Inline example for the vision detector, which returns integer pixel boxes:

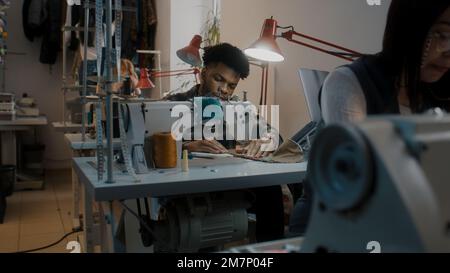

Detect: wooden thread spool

[152,132,177,168]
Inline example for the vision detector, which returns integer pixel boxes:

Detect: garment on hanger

[22,0,63,64]
[28,0,47,30]
[121,0,157,67]
[22,0,45,42]
[64,4,81,51]
[121,0,137,60]
[39,0,63,64]
[138,0,157,68]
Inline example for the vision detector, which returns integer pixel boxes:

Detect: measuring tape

[114,0,122,82]
[95,0,103,81]
[118,103,140,182]
[95,101,105,181]
[95,0,103,181]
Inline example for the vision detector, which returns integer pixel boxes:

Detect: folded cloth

[230,139,304,163]
[262,139,304,163]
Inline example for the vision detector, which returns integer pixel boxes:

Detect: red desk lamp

[137,68,156,89]
[137,35,203,90]
[137,67,201,89]
[176,35,203,67]
[245,17,363,104]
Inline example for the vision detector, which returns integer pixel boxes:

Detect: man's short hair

[203,43,250,79]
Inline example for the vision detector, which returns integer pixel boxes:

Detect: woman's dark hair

[380,0,449,112]
[203,43,250,79]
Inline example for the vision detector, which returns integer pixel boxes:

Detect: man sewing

[164,43,285,242]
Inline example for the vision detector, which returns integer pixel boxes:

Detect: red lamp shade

[244,18,285,62]
[137,68,155,89]
[176,35,203,67]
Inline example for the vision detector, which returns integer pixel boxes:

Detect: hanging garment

[64,4,81,51]
[121,0,138,60]
[22,0,45,41]
[28,0,47,29]
[138,0,157,68]
[39,0,63,64]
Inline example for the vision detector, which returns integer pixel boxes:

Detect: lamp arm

[280,30,362,62]
[150,68,200,77]
[148,68,200,85]
[249,61,269,105]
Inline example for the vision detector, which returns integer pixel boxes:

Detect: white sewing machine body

[122,100,260,169]
[301,114,450,253]
[225,113,450,253]
[118,99,268,252]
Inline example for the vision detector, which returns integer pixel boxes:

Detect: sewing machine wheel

[308,124,374,212]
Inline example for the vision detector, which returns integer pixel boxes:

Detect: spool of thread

[182,150,189,172]
[152,132,177,168]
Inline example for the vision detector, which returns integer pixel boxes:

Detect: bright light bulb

[244,48,285,62]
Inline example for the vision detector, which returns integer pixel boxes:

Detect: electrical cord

[118,200,162,244]
[10,201,164,253]
[277,25,294,30]
[11,227,83,253]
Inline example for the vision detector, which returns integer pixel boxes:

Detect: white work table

[0,116,47,128]
[64,133,121,150]
[72,156,307,253]
[73,157,307,201]
[0,116,48,190]
[52,121,93,133]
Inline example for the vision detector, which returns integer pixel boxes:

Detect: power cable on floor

[11,228,83,253]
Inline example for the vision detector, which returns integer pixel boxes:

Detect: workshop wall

[154,0,214,97]
[169,0,213,95]
[221,0,391,139]
[6,0,71,169]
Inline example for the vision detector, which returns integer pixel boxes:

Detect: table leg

[72,150,81,229]
[1,131,16,165]
[83,185,95,253]
[1,131,44,191]
[98,201,120,253]
[0,195,6,224]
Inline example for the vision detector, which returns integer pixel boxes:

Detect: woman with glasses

[320,0,450,123]
[289,0,450,236]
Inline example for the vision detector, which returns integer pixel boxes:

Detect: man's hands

[183,140,229,154]
[241,139,273,159]
[239,132,279,159]
[183,131,279,159]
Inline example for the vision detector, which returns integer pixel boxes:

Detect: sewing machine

[121,99,259,171]
[118,99,268,252]
[225,113,450,253]
[302,113,450,253]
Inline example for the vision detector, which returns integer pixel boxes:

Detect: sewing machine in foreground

[228,113,450,253]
